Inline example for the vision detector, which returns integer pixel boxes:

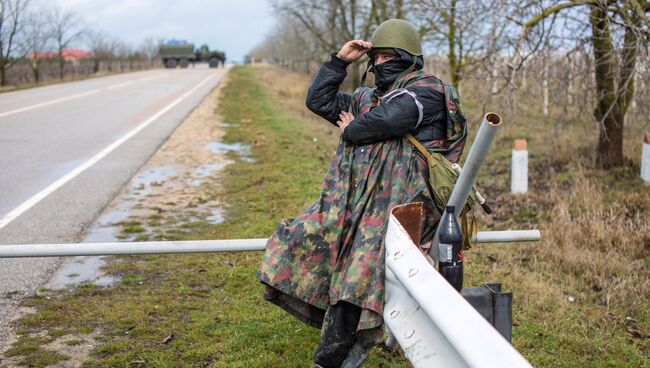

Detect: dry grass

[253,63,650,365]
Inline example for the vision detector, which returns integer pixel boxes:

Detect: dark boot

[313,301,362,368]
[340,342,369,368]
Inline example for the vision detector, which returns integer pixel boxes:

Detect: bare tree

[523,0,650,168]
[47,6,84,80]
[85,30,113,74]
[19,10,50,83]
[139,36,162,67]
[410,0,510,88]
[272,0,406,86]
[0,0,29,86]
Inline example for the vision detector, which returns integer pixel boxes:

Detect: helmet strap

[359,59,373,87]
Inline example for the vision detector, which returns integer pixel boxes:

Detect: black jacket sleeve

[305,54,353,125]
[342,85,446,145]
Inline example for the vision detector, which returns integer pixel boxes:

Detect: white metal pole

[473,230,540,243]
[430,113,502,260]
[0,239,268,258]
[511,139,528,194]
[0,229,540,258]
[447,113,502,216]
[642,133,650,185]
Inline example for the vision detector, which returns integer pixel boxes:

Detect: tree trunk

[0,65,6,87]
[447,0,459,87]
[31,60,40,84]
[590,5,623,168]
[59,57,65,80]
[597,112,624,168]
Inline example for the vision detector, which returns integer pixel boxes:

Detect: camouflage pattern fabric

[257,70,458,344]
[393,70,468,164]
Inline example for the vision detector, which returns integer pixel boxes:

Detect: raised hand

[336,40,373,62]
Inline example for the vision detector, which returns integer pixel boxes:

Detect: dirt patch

[0,73,237,366]
[83,78,236,242]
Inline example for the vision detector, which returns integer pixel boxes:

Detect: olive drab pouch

[407,134,477,250]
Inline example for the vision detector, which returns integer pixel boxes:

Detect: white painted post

[542,63,549,116]
[511,139,528,194]
[642,133,650,185]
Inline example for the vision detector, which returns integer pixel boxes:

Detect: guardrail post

[511,139,528,194]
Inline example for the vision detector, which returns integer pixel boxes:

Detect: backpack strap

[406,134,437,168]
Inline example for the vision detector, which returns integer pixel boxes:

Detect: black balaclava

[370,48,424,95]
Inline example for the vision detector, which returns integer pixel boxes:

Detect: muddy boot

[314,301,362,368]
[340,342,368,368]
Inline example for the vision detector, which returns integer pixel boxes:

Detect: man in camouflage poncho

[257,19,467,368]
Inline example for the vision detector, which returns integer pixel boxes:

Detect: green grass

[4,65,648,367]
[3,66,408,367]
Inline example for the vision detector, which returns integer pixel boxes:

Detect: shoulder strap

[406,134,437,168]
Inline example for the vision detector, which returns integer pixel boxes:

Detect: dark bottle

[438,205,464,291]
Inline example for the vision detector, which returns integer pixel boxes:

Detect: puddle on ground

[206,208,225,224]
[191,162,226,187]
[194,162,225,177]
[205,141,255,163]
[49,256,117,289]
[131,166,176,195]
[219,122,240,128]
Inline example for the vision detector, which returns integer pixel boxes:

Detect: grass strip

[5,66,407,367]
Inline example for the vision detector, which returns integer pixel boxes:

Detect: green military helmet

[370,19,422,57]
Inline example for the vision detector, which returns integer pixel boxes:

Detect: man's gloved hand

[337,40,373,62]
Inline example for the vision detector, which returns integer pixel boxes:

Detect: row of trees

[251,0,649,169]
[0,0,161,87]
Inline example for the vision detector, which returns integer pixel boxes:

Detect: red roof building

[29,49,91,61]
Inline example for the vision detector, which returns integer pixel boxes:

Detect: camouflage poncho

[257,70,460,343]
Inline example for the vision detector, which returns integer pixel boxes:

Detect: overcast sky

[35,0,275,63]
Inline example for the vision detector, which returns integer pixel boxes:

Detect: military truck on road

[159,40,226,69]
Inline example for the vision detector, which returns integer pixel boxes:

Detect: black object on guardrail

[462,283,513,342]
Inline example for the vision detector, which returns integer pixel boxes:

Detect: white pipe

[446,113,502,216]
[511,139,528,194]
[431,113,502,260]
[642,133,650,185]
[0,239,268,258]
[473,230,540,243]
[0,230,539,258]
[384,203,533,368]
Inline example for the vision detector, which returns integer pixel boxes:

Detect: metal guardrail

[384,203,533,367]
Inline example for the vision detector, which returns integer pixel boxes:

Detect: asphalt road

[0,66,228,347]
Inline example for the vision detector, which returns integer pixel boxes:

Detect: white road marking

[107,80,134,90]
[138,73,168,82]
[0,90,100,119]
[0,73,218,231]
